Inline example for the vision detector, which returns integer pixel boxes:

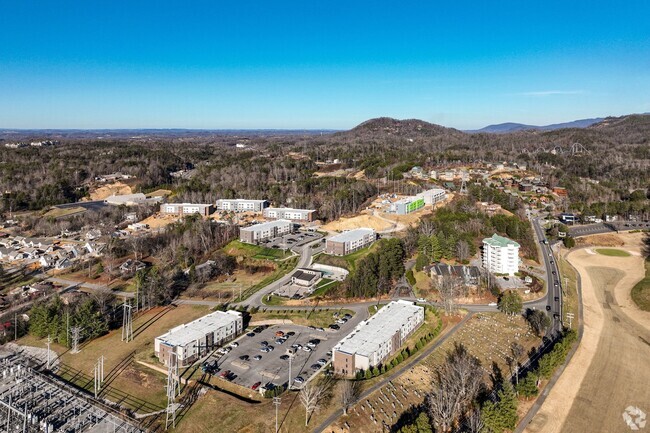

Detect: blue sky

[1,1,649,129]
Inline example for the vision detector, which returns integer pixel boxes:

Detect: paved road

[530,217,563,335]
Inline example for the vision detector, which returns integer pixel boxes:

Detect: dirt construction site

[524,232,650,433]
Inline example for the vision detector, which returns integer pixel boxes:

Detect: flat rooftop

[327,228,375,243]
[335,300,423,357]
[393,196,421,205]
[166,203,213,208]
[265,207,315,213]
[156,310,242,347]
[217,198,268,203]
[240,219,292,232]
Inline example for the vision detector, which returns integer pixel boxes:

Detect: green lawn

[631,260,650,312]
[595,248,631,257]
[224,240,292,260]
[314,242,379,272]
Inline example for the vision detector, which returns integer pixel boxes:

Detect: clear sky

[1,1,649,130]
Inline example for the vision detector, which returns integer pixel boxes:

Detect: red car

[219,370,231,378]
[251,381,262,390]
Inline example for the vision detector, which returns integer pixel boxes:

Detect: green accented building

[392,197,425,215]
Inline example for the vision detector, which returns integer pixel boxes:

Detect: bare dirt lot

[88,181,133,200]
[524,235,650,433]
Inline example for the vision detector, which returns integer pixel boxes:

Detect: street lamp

[273,397,282,433]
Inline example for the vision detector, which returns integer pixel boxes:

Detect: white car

[229,342,239,348]
[417,298,426,303]
[303,346,312,352]
[488,302,497,307]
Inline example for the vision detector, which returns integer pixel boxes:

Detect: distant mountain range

[468,117,605,133]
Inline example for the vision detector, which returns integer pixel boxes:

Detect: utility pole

[46,335,52,369]
[14,313,17,341]
[566,312,574,329]
[273,397,281,433]
[288,354,292,391]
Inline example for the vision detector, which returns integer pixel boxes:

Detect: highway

[531,217,563,335]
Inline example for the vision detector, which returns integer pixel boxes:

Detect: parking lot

[204,312,359,392]
[261,231,322,250]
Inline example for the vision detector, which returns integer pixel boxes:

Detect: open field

[225,240,292,260]
[17,304,211,411]
[524,240,650,433]
[43,206,86,219]
[594,247,631,257]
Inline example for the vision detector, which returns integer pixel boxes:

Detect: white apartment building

[325,228,376,256]
[332,300,424,377]
[154,310,243,367]
[239,220,292,244]
[416,188,447,205]
[215,199,269,212]
[160,203,214,217]
[482,234,520,276]
[263,207,316,222]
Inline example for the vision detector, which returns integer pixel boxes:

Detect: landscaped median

[631,259,650,311]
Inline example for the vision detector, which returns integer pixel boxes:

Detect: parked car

[275,339,286,345]
[311,364,321,370]
[219,370,231,378]
[239,355,249,361]
[317,359,327,366]
[546,305,552,311]
[253,355,262,361]
[329,324,340,330]
[260,341,269,346]
[294,376,305,384]
[303,346,312,352]
[251,382,262,390]
[275,331,285,337]
[229,342,239,348]
[246,332,256,337]
[286,331,295,336]
[280,355,290,360]
[554,296,560,302]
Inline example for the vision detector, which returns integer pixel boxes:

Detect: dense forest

[1,113,648,219]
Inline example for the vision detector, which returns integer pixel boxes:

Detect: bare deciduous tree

[435,275,463,315]
[427,343,484,432]
[299,381,327,426]
[340,380,360,416]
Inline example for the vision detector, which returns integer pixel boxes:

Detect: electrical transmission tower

[459,178,468,194]
[165,352,180,430]
[70,326,83,353]
[121,299,133,342]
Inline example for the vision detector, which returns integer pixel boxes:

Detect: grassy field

[18,304,211,410]
[631,260,650,311]
[240,257,298,301]
[224,240,292,260]
[314,242,380,272]
[557,248,580,331]
[250,308,354,328]
[43,206,86,219]
[595,248,631,257]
